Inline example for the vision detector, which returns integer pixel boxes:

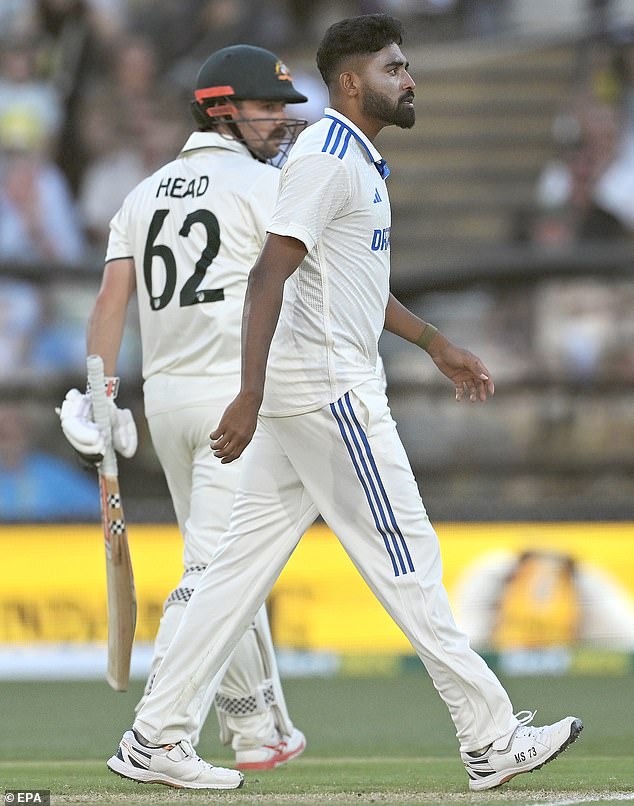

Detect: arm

[58,258,137,463]
[384,293,494,402]
[87,258,137,374]
[210,233,308,463]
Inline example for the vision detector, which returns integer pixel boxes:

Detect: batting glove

[57,380,138,467]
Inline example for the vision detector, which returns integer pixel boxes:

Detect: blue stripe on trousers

[330,392,414,576]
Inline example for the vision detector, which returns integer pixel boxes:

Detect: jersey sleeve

[267,153,351,252]
[104,201,133,262]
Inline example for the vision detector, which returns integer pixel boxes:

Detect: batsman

[58,44,309,773]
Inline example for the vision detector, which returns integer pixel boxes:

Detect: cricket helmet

[191,44,307,127]
[191,45,308,167]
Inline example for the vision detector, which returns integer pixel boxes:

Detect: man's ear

[339,70,360,98]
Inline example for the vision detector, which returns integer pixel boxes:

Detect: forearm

[87,260,136,375]
[239,266,285,401]
[384,292,493,401]
[87,299,126,375]
[384,293,445,353]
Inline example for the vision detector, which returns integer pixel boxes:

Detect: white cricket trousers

[135,377,518,753]
[145,391,280,748]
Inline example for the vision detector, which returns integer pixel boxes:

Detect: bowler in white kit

[107,13,583,792]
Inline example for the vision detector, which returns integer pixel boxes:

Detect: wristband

[415,324,438,351]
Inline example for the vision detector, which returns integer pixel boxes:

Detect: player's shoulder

[231,155,281,203]
[288,115,364,174]
[117,159,174,210]
[236,153,280,185]
[189,143,280,195]
[291,116,339,155]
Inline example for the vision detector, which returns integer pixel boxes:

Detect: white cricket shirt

[262,108,392,416]
[105,131,280,414]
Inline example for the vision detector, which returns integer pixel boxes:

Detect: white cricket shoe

[235,728,306,771]
[462,711,583,791]
[107,730,244,789]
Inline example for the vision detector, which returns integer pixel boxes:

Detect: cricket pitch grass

[1,673,632,806]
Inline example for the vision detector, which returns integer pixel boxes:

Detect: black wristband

[415,325,438,351]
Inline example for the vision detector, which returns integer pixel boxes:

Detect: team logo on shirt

[371,227,391,251]
[373,189,382,203]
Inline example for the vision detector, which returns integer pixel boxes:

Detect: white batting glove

[111,403,138,458]
[58,388,105,465]
[57,380,138,467]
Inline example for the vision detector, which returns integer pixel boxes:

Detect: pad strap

[215,680,276,716]
[163,564,207,612]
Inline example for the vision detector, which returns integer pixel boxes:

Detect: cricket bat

[87,354,137,691]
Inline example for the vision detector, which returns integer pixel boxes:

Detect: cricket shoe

[462,711,583,791]
[235,728,306,770]
[107,729,244,789]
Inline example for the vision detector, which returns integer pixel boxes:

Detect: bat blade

[99,473,136,691]
[87,353,137,692]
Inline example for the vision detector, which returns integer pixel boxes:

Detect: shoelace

[175,739,212,767]
[464,710,538,761]
[514,709,549,740]
[514,709,537,726]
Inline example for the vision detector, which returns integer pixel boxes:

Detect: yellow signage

[1,523,633,651]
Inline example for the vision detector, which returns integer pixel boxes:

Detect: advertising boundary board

[1,522,632,676]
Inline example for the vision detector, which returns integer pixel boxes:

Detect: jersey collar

[322,107,389,179]
[179,131,252,158]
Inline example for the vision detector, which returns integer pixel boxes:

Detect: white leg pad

[253,605,295,739]
[215,605,294,750]
[136,565,206,714]
[138,569,295,751]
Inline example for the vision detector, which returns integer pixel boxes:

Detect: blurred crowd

[0,0,510,386]
[0,0,470,521]
[0,0,632,521]
[522,26,634,246]
[511,24,634,385]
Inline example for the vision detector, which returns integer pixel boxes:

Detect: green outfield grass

[1,674,633,805]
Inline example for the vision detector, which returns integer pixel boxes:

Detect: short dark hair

[316,14,404,87]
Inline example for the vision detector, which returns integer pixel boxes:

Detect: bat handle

[87,354,118,476]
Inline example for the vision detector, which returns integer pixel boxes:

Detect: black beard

[361,86,415,129]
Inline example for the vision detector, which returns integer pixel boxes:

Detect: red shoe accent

[235,735,306,771]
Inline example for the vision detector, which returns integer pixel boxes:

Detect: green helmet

[191,44,307,127]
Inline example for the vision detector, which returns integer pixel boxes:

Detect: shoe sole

[107,756,244,790]
[236,737,307,771]
[469,718,584,791]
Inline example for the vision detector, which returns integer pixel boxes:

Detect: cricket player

[58,45,310,778]
[107,14,582,792]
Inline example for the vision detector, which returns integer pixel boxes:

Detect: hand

[210,392,261,464]
[57,387,138,466]
[427,337,494,402]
